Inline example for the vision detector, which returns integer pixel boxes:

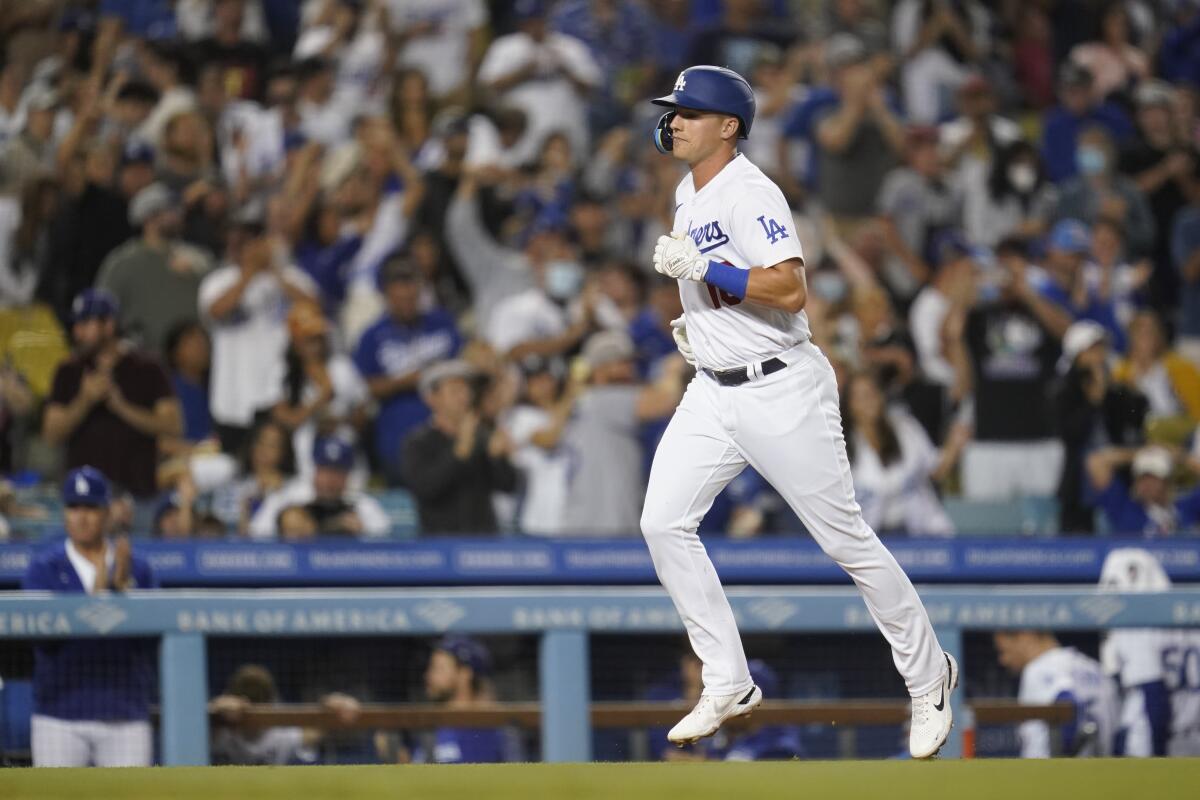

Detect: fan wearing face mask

[1054,125,1156,259]
[961,139,1058,249]
[483,216,602,361]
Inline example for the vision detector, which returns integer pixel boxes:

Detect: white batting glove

[654,233,708,282]
[670,315,697,366]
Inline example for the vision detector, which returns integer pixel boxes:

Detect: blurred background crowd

[1,0,1200,540]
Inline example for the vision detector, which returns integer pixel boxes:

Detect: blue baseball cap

[514,0,549,20]
[283,130,309,152]
[933,230,973,267]
[1048,219,1091,255]
[121,140,156,166]
[313,435,355,471]
[436,635,493,676]
[63,466,111,507]
[71,288,119,324]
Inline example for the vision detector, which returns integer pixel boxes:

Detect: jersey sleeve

[728,181,804,270]
[353,327,383,377]
[1174,488,1200,528]
[198,268,238,321]
[21,554,57,590]
[1105,630,1166,687]
[354,495,391,538]
[477,37,523,84]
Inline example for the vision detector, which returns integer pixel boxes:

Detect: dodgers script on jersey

[672,153,808,369]
[1019,647,1119,758]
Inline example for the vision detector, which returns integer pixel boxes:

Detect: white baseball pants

[31,714,153,767]
[641,340,945,697]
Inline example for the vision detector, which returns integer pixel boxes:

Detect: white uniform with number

[1018,647,1118,758]
[1104,628,1200,756]
[1099,548,1200,756]
[640,153,944,697]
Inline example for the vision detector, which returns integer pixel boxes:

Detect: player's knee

[639,504,677,542]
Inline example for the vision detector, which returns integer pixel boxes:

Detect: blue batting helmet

[651,66,756,154]
[63,466,111,507]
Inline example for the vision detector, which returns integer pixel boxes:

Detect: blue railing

[2,537,1199,587]
[3,586,1200,764]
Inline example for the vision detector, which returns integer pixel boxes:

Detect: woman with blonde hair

[1112,310,1200,434]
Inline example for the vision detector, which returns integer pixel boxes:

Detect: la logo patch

[757,215,789,244]
[674,72,687,91]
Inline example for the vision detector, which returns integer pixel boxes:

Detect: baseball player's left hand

[670,315,697,366]
[654,233,708,282]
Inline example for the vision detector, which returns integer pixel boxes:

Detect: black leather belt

[704,357,787,387]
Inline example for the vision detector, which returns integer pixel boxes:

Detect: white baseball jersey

[1097,547,1200,755]
[672,153,809,370]
[1018,647,1119,758]
[642,146,945,713]
[1103,628,1200,756]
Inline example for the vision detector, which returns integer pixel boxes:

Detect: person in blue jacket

[21,466,158,767]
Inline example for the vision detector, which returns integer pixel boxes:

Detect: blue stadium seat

[943,496,1060,536]
[375,489,419,540]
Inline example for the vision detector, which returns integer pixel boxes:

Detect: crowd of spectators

[1,0,1200,539]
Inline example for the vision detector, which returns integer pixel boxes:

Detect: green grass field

[2,760,1199,800]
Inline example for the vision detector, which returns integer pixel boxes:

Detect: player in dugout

[1099,548,1200,756]
[994,629,1120,758]
[377,635,520,764]
[21,466,158,767]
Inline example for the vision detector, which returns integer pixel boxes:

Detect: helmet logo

[75,475,89,496]
[674,72,687,92]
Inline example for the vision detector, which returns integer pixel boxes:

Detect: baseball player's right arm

[655,234,805,313]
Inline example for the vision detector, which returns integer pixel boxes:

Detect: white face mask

[544,260,584,300]
[1008,163,1037,192]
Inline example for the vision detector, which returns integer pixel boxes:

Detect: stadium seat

[943,496,1060,536]
[375,489,419,540]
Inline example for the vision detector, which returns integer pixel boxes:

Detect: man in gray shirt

[96,183,213,355]
[814,35,907,223]
[562,331,687,536]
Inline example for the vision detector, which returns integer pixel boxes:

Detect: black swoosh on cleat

[738,687,758,704]
[933,684,945,712]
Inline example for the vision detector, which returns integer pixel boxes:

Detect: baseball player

[994,630,1118,758]
[642,65,956,758]
[1099,548,1200,756]
[21,466,158,767]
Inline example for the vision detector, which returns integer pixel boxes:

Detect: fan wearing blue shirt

[22,466,158,767]
[1034,220,1127,352]
[1040,62,1134,184]
[1086,444,1200,536]
[353,256,461,484]
[416,636,511,764]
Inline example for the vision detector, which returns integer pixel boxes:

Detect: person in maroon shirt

[43,289,181,501]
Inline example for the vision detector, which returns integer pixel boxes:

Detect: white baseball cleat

[667,684,763,746]
[909,652,959,759]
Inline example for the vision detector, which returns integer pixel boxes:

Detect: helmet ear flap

[653,111,676,154]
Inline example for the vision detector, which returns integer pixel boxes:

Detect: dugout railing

[2,586,1198,764]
